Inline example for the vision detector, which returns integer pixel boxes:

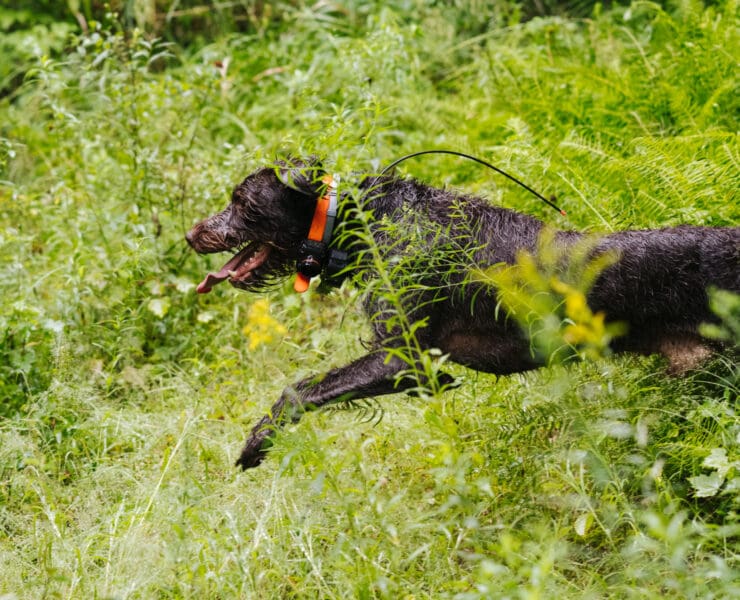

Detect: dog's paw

[235,448,266,470]
[437,372,461,389]
[235,434,273,470]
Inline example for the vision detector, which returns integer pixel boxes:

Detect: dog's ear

[276,156,326,197]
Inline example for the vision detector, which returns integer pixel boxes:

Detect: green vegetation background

[0,0,738,597]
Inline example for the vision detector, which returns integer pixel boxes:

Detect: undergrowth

[0,1,738,597]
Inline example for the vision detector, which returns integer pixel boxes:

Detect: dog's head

[186,158,328,292]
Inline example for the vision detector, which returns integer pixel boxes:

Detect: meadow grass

[0,1,738,597]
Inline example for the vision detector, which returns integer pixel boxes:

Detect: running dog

[186,158,739,469]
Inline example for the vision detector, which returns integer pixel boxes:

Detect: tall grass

[0,1,738,597]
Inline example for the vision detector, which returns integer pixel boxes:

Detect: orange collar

[294,174,338,292]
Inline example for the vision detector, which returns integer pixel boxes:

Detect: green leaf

[689,474,724,498]
[574,513,593,537]
[703,448,733,479]
[147,297,170,318]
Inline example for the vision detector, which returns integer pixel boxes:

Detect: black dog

[186,158,739,469]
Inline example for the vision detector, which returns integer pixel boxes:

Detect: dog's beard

[196,242,272,293]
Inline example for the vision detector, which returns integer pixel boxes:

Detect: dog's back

[590,226,739,323]
[359,178,738,372]
[589,225,738,369]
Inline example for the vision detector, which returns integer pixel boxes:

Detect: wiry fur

[186,158,739,469]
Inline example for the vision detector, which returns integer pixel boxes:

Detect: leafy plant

[483,230,626,364]
[0,302,60,416]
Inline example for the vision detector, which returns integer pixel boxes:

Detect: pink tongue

[196,243,260,294]
[196,272,228,294]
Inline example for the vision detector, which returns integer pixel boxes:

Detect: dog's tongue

[197,271,230,294]
[196,242,265,294]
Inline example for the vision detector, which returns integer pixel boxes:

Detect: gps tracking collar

[294,174,347,293]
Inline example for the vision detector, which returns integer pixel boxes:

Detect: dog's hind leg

[236,351,451,469]
[657,334,714,375]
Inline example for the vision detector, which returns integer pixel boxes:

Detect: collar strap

[294,174,338,293]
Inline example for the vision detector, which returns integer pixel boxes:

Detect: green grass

[1,1,738,597]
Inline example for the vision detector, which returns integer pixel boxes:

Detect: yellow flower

[564,289,590,323]
[242,299,287,350]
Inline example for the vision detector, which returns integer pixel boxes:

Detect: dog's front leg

[236,351,432,469]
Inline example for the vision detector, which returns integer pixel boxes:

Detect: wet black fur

[186,159,739,469]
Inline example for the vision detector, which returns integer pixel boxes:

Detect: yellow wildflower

[242,298,287,350]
